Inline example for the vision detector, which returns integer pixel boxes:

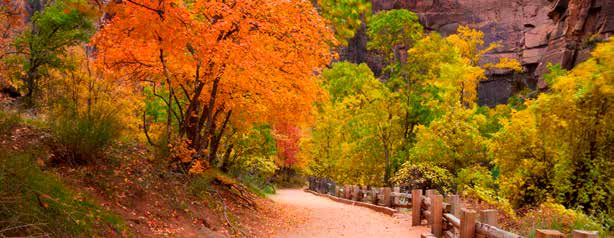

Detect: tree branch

[125,0,165,20]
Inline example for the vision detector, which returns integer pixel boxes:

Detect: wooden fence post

[307,176,313,191]
[535,229,565,238]
[320,179,328,194]
[312,178,317,191]
[324,179,328,193]
[425,189,436,225]
[369,187,377,204]
[412,189,422,226]
[382,187,392,207]
[480,209,498,227]
[448,195,460,217]
[352,185,360,201]
[431,194,443,236]
[572,230,598,238]
[393,186,400,205]
[344,185,351,199]
[460,209,476,238]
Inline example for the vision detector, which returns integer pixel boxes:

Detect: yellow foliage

[410,107,489,172]
[47,46,141,137]
[515,200,604,236]
[484,57,523,72]
[436,61,485,108]
[491,40,613,219]
[445,25,499,66]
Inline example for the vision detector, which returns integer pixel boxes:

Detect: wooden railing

[307,177,413,208]
[307,177,600,238]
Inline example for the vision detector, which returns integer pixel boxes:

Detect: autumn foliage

[0,1,612,235]
[92,0,334,170]
[307,4,612,230]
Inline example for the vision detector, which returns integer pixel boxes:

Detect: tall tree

[307,62,403,185]
[366,9,426,159]
[93,0,334,170]
[366,9,422,68]
[10,0,95,103]
[397,27,521,178]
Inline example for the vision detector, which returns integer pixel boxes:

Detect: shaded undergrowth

[0,149,130,237]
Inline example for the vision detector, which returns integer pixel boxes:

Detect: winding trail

[270,189,428,238]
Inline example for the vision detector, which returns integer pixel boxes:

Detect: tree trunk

[208,110,231,163]
[192,75,222,161]
[221,143,234,173]
[384,145,390,185]
[159,48,173,142]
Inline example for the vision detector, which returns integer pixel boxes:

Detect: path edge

[304,189,398,216]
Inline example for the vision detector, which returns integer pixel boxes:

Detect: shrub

[0,150,128,237]
[392,162,453,193]
[516,201,606,237]
[49,105,122,164]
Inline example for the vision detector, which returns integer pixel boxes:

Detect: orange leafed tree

[92,0,334,165]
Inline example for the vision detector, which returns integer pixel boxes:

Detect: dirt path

[270,189,428,238]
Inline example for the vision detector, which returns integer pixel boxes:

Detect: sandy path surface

[270,189,428,238]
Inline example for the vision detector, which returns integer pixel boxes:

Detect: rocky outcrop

[343,0,614,106]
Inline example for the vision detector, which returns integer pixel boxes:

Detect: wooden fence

[307,177,600,238]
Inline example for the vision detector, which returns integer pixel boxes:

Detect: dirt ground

[270,189,429,238]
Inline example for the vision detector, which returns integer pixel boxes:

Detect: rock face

[343,0,614,107]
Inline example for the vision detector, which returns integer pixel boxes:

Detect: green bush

[0,150,129,237]
[49,105,122,164]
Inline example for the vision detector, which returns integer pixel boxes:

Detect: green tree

[396,27,517,183]
[221,124,278,181]
[306,62,403,185]
[388,33,453,151]
[321,61,374,103]
[11,0,94,103]
[342,78,403,184]
[366,9,422,66]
